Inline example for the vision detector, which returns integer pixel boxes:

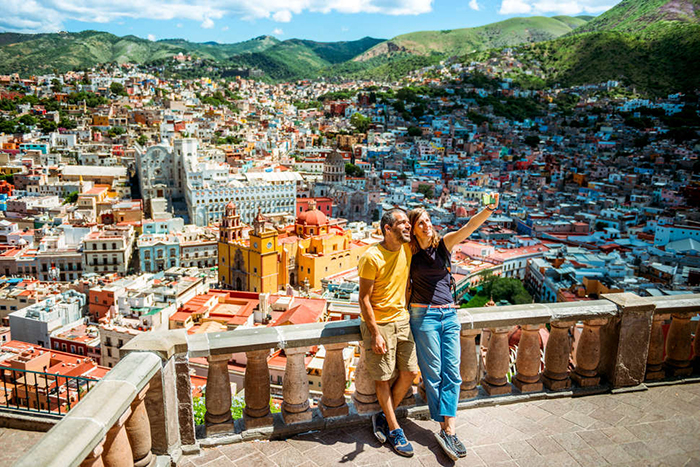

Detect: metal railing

[0,367,98,416]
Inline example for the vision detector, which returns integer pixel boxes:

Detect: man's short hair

[380,208,406,237]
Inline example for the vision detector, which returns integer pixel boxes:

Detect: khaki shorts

[360,318,418,381]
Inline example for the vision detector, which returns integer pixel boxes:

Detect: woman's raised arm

[443,193,499,253]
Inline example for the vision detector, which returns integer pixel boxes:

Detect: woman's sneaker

[371,412,388,444]
[435,430,467,460]
[388,428,414,457]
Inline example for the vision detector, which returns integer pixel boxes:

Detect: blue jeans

[409,304,461,422]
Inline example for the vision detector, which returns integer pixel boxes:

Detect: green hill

[354,16,591,61]
[572,0,700,34]
[517,21,700,94]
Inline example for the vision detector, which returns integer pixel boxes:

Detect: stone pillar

[600,293,656,388]
[125,385,154,467]
[694,319,700,373]
[351,343,380,413]
[282,346,312,424]
[80,442,104,467]
[459,330,480,400]
[320,343,349,418]
[102,407,134,467]
[205,353,234,436]
[481,327,512,396]
[543,321,574,391]
[571,319,607,387]
[646,313,668,381]
[513,325,543,393]
[664,313,695,377]
[144,359,181,460]
[174,355,196,447]
[243,349,273,429]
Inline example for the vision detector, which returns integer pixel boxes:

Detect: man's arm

[359,277,387,355]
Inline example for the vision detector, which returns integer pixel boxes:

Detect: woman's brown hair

[408,207,441,254]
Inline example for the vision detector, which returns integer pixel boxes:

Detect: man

[357,208,418,457]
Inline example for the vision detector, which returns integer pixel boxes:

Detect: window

[118,339,124,348]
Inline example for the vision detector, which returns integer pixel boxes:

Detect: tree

[417,184,435,199]
[524,135,540,148]
[107,126,126,138]
[490,277,532,305]
[350,113,371,134]
[407,126,422,137]
[110,82,127,97]
[345,163,365,178]
[19,114,37,127]
[137,135,149,146]
[63,191,79,204]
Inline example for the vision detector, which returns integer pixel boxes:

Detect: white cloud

[469,0,480,11]
[0,0,434,33]
[201,17,215,28]
[176,23,183,28]
[221,25,229,31]
[272,28,283,35]
[272,10,292,22]
[499,0,615,15]
[147,33,156,41]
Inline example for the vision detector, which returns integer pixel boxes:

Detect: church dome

[297,207,328,226]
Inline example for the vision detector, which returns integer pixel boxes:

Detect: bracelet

[485,206,495,211]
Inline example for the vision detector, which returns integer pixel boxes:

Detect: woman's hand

[488,192,500,211]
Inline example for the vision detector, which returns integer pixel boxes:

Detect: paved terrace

[182,382,700,467]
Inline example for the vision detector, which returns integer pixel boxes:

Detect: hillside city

[0,38,698,439]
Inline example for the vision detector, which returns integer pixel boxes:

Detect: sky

[1,0,620,43]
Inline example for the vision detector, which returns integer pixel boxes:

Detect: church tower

[248,209,281,294]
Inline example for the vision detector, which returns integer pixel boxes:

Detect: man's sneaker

[371,412,388,444]
[388,428,414,457]
[434,430,467,460]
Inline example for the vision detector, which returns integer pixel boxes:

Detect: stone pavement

[0,427,47,467]
[182,382,700,467]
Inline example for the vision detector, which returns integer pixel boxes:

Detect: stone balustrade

[15,293,700,466]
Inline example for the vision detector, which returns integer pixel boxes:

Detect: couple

[357,196,498,460]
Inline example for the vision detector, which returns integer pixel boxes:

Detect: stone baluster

[101,407,133,467]
[572,319,608,387]
[646,313,668,381]
[282,346,312,424]
[205,353,234,435]
[243,349,273,428]
[694,319,700,373]
[481,327,512,395]
[513,325,543,393]
[80,442,104,467]
[125,384,154,467]
[459,330,480,400]
[543,321,574,391]
[351,343,380,413]
[665,313,695,377]
[320,343,349,418]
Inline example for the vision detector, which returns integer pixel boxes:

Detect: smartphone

[482,193,496,205]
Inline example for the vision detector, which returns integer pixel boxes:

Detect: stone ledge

[0,409,61,432]
[120,329,189,360]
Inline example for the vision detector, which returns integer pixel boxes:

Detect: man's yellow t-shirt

[357,243,412,323]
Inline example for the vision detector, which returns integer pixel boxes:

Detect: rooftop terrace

[9,292,700,467]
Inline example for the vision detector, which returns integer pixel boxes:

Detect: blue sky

[2,0,619,43]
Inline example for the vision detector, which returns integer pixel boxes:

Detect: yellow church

[217,200,372,293]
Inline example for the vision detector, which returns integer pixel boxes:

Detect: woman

[407,194,499,460]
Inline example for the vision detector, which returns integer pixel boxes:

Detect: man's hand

[371,333,387,355]
[488,192,500,211]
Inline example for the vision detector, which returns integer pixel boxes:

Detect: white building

[8,291,85,348]
[185,168,299,226]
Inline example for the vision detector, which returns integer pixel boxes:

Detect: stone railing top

[118,293,700,359]
[14,351,162,467]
